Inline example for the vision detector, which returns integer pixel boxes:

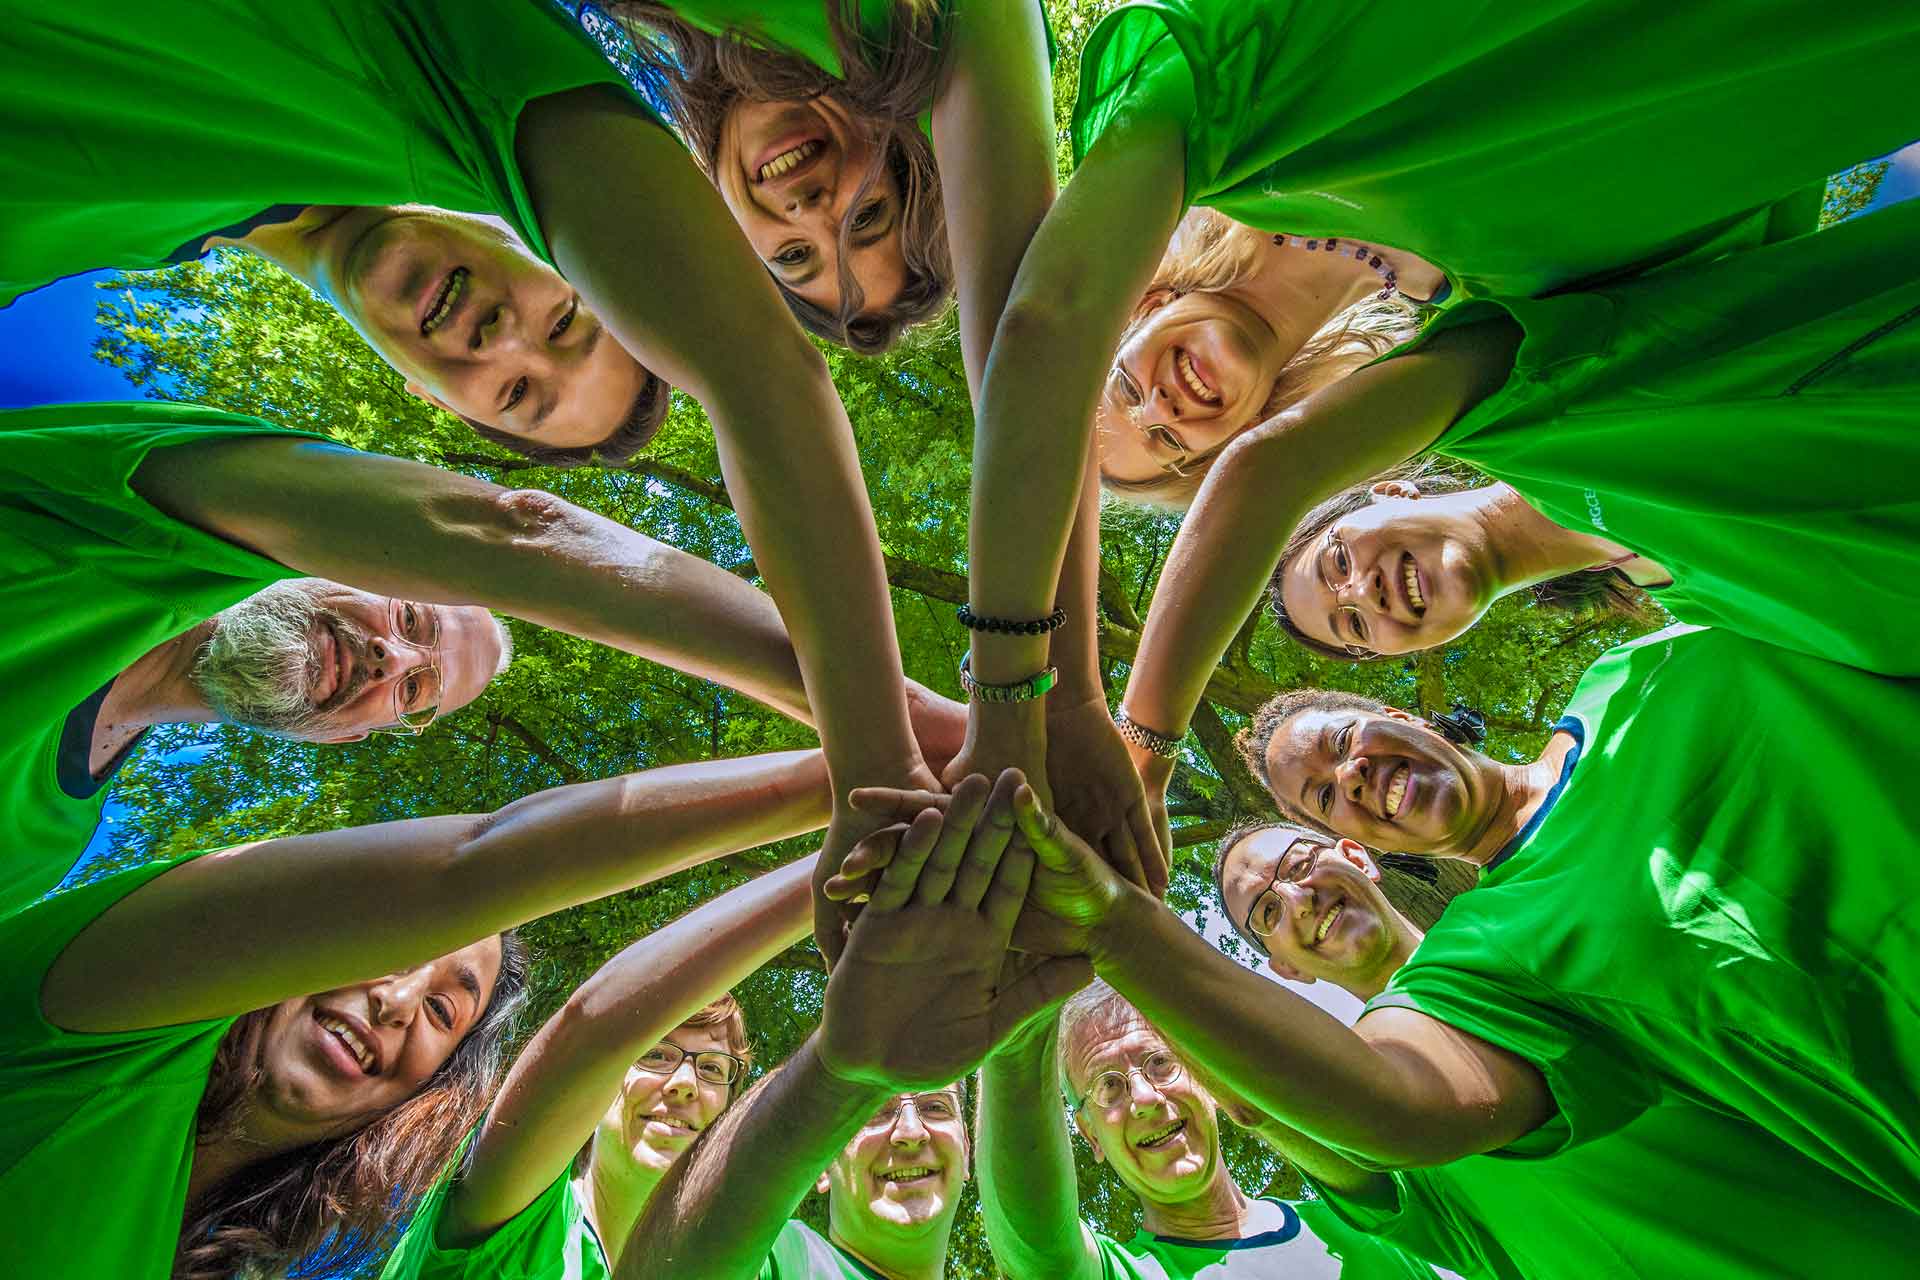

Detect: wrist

[986,1014,1058,1068]
[808,1033,903,1110]
[1087,881,1159,970]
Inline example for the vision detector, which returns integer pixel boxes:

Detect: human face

[251,936,503,1142]
[1219,831,1394,985]
[1067,1019,1220,1202]
[613,1022,741,1175]
[713,96,907,316]
[822,1088,968,1235]
[1277,488,1495,656]
[1097,291,1288,484]
[1265,706,1490,854]
[333,208,660,450]
[197,580,502,743]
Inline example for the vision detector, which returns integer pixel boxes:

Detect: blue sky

[0,270,145,409]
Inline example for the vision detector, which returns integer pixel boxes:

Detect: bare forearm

[621,1039,885,1280]
[133,438,813,722]
[1049,450,1107,704]
[978,1024,1098,1280]
[455,857,818,1238]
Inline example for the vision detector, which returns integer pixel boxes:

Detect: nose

[1146,382,1182,422]
[1127,1071,1169,1113]
[662,1058,702,1102]
[1335,754,1370,807]
[783,181,831,217]
[367,969,428,1027]
[890,1102,931,1146]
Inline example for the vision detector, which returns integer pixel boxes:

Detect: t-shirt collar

[1486,716,1585,872]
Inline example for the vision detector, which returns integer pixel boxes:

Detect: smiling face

[1066,1015,1222,1204]
[330,208,660,451]
[821,1087,968,1242]
[1097,289,1290,485]
[613,1022,742,1176]
[1265,705,1495,854]
[1277,485,1497,656]
[711,95,907,318]
[251,936,503,1143]
[194,580,503,743]
[1219,831,1398,986]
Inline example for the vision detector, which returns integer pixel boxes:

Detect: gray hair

[192,579,362,738]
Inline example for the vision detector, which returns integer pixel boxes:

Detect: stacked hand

[812,758,946,966]
[816,772,1093,1092]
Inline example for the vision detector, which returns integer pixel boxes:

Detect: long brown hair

[1267,460,1658,662]
[174,932,534,1280]
[1100,209,1422,509]
[611,0,954,353]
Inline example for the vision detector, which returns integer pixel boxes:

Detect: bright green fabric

[0,0,646,303]
[1070,0,1920,300]
[646,0,923,78]
[1370,624,1920,1212]
[1422,193,1920,676]
[1308,1102,1920,1280]
[1094,1196,1441,1279]
[0,847,230,1279]
[0,401,328,919]
[756,1219,881,1280]
[379,1156,611,1280]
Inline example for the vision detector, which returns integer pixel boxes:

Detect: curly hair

[612,0,954,354]
[1100,209,1422,510]
[1267,461,1658,661]
[174,932,534,1280]
[1233,688,1390,832]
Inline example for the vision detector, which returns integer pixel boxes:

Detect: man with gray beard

[0,398,923,918]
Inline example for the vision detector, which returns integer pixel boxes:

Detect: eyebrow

[533,323,604,432]
[456,963,484,1012]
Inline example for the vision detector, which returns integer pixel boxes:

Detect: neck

[581,1141,667,1269]
[222,205,381,301]
[1138,1163,1251,1240]
[1341,918,1425,1002]
[95,622,221,760]
[185,1108,315,1218]
[1459,735,1578,866]
[1475,486,1629,595]
[829,1216,955,1280]
[1230,251,1384,360]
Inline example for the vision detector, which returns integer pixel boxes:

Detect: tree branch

[1188,701,1278,819]
[495,712,585,785]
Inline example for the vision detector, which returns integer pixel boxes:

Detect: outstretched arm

[442,856,817,1246]
[44,750,830,1032]
[133,436,814,724]
[1120,320,1521,757]
[518,88,936,940]
[977,1022,1101,1280]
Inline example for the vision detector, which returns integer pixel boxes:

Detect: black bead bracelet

[956,604,1068,636]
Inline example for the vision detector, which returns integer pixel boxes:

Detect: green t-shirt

[1308,1102,1920,1280]
[380,1156,611,1280]
[0,847,231,1279]
[1095,1196,1441,1279]
[757,1219,883,1280]
[1070,0,1920,299]
[638,0,930,79]
[0,0,646,303]
[0,401,327,919]
[1370,624,1920,1213]
[1416,191,1920,676]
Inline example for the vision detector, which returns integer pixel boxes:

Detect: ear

[308,729,370,745]
[1335,838,1382,883]
[1369,479,1422,501]
[1131,286,1179,322]
[814,1171,832,1196]
[1071,1110,1107,1165]
[1265,955,1313,984]
[403,379,458,417]
[1382,707,1424,727]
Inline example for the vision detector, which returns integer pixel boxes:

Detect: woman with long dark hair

[0,748,829,1279]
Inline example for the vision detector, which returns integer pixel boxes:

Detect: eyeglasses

[635,1040,747,1086]
[862,1092,960,1131]
[368,599,444,737]
[1073,1049,1185,1111]
[1316,533,1376,659]
[1244,841,1325,956]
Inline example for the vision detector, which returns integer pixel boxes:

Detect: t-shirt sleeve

[1068,5,1199,198]
[381,1155,599,1280]
[1366,930,1656,1155]
[1298,1178,1494,1279]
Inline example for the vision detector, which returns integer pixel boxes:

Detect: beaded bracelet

[1114,708,1183,759]
[958,653,1058,704]
[956,603,1068,636]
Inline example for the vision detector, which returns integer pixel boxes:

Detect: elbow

[424,484,594,559]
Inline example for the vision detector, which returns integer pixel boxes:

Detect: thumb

[1012,783,1075,870]
[990,956,1096,1044]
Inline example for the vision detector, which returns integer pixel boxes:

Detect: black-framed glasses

[369,599,444,737]
[635,1040,746,1087]
[1072,1049,1185,1111]
[1244,841,1325,956]
[862,1091,961,1131]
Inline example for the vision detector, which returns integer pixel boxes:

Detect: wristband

[956,603,1068,636]
[1114,708,1183,758]
[959,652,1058,704]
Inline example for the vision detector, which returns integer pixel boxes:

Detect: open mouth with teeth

[1173,348,1222,407]
[1312,899,1345,948]
[316,1011,376,1075]
[1382,763,1410,820]
[1135,1119,1187,1150]
[421,266,469,337]
[756,138,823,183]
[642,1114,700,1138]
[878,1165,940,1186]
[1400,552,1428,615]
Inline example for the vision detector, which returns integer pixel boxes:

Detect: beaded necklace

[1271,233,1407,301]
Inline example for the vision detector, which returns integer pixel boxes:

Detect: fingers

[949,770,1023,910]
[981,818,1036,937]
[866,807,943,913]
[1130,804,1169,899]
[814,899,848,967]
[1012,782,1070,870]
[990,956,1095,1044]
[847,786,953,822]
[1101,822,1148,896]
[910,774,993,907]
[822,824,906,901]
